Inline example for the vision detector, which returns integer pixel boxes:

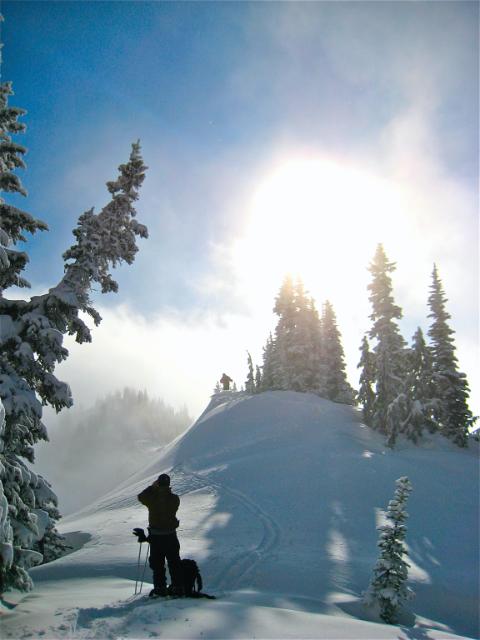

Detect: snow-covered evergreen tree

[367,245,407,439]
[427,265,476,446]
[0,71,49,590]
[383,329,435,448]
[261,333,281,390]
[288,280,319,392]
[264,277,322,393]
[255,365,262,393]
[364,476,414,624]
[272,275,297,390]
[357,335,375,424]
[319,300,355,404]
[260,334,273,390]
[245,351,255,394]
[0,82,48,294]
[0,70,148,592]
[296,292,322,393]
[400,327,438,442]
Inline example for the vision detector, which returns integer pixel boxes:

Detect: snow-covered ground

[2,391,478,639]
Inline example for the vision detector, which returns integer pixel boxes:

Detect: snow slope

[2,391,478,639]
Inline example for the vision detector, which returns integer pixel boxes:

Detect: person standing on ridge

[220,373,233,391]
[137,473,183,597]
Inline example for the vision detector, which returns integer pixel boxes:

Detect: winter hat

[157,473,171,487]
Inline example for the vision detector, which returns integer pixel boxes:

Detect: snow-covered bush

[363,476,414,623]
[0,68,148,591]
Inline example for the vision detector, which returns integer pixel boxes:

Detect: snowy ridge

[2,391,478,639]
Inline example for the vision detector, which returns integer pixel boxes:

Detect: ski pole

[134,541,143,595]
[139,543,150,594]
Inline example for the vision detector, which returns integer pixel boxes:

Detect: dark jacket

[137,484,180,531]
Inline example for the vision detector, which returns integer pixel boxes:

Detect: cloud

[52,304,266,420]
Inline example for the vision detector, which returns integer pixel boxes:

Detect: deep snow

[1,391,478,639]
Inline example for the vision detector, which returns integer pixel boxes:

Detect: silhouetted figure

[137,473,183,597]
[220,373,233,391]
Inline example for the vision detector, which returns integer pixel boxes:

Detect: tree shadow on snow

[398,623,445,640]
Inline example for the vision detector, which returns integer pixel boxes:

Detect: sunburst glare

[233,155,408,302]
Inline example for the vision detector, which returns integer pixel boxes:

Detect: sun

[232,154,407,303]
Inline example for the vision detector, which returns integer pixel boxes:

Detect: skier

[137,473,183,597]
[220,373,233,391]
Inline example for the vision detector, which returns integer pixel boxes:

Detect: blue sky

[2,1,478,417]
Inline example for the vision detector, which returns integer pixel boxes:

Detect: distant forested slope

[35,388,191,513]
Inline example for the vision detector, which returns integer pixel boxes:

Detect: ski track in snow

[57,467,280,637]
[173,465,282,591]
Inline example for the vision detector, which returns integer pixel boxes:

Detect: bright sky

[2,1,478,420]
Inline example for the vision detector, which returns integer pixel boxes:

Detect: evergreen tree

[401,327,437,441]
[357,335,375,424]
[0,87,148,592]
[260,333,276,390]
[309,297,323,391]
[364,476,414,624]
[320,300,355,404]
[383,329,434,448]
[0,81,48,294]
[367,245,407,438]
[298,294,322,393]
[272,275,297,389]
[255,365,262,393]
[0,72,49,590]
[427,265,476,446]
[268,276,322,393]
[288,280,319,391]
[245,351,255,394]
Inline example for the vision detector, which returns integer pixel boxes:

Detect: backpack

[181,558,216,599]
